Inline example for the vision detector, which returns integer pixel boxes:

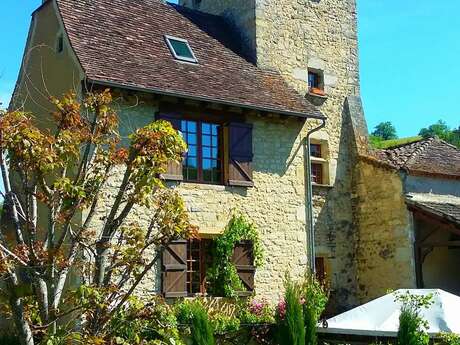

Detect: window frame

[164,35,198,63]
[186,239,213,296]
[310,140,330,186]
[180,118,224,185]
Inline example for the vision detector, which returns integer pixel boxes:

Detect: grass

[370,136,423,149]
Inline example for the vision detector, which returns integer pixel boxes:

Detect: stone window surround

[310,139,331,187]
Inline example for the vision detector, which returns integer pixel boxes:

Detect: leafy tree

[419,120,451,140]
[371,121,398,140]
[0,90,195,345]
[419,120,460,148]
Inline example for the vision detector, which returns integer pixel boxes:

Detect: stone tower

[180,0,365,310]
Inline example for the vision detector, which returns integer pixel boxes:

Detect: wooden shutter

[157,114,184,181]
[228,123,254,187]
[315,257,326,284]
[162,240,188,298]
[232,240,256,296]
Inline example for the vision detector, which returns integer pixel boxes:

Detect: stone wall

[85,94,311,303]
[353,158,416,303]
[180,0,364,310]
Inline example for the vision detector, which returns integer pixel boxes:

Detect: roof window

[165,35,198,63]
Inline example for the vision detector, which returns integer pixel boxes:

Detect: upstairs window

[311,163,324,185]
[158,114,254,187]
[308,71,321,89]
[165,35,198,63]
[181,120,222,184]
[310,143,322,158]
[308,69,325,96]
[310,141,329,185]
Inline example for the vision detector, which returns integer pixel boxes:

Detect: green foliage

[107,296,183,345]
[277,276,305,345]
[372,122,398,140]
[437,333,460,345]
[238,298,276,325]
[178,301,215,345]
[395,291,433,345]
[370,136,423,149]
[301,272,328,345]
[0,334,21,345]
[419,120,460,148]
[176,299,241,336]
[206,214,263,297]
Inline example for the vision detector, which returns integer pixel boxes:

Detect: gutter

[304,118,327,273]
[85,78,326,120]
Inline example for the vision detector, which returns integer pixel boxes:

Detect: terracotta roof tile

[56,0,323,118]
[375,138,460,178]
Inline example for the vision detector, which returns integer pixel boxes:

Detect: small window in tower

[165,35,198,63]
[311,163,323,185]
[57,34,64,53]
[308,69,325,96]
[310,143,322,158]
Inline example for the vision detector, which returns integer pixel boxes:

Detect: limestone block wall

[85,94,311,303]
[180,0,363,311]
[353,159,416,303]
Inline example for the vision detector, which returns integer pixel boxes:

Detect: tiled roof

[375,138,460,178]
[406,193,460,226]
[56,0,323,119]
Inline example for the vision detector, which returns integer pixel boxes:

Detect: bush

[0,334,21,345]
[276,276,305,345]
[301,272,328,345]
[189,302,216,345]
[107,296,183,345]
[437,333,460,345]
[396,291,432,345]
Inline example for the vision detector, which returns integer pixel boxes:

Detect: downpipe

[304,118,326,273]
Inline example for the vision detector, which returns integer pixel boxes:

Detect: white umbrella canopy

[318,289,460,337]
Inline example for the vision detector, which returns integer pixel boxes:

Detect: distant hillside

[370,136,423,149]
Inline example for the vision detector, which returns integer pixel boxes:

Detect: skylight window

[165,35,198,63]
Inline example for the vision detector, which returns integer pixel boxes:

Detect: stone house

[355,138,460,301]
[12,0,376,312]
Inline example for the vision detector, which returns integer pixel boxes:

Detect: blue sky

[0,0,458,137]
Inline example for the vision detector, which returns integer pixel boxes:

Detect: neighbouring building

[355,138,460,301]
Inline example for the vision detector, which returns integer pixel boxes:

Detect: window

[308,69,325,96]
[159,114,254,187]
[308,71,321,89]
[310,141,329,185]
[56,34,64,53]
[311,163,323,185]
[315,257,326,285]
[162,239,256,297]
[165,35,198,63]
[310,143,322,158]
[181,120,222,184]
[186,239,212,295]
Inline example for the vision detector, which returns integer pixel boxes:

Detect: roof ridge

[383,137,426,150]
[433,137,460,151]
[403,137,435,167]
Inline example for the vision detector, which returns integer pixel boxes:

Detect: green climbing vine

[206,214,264,298]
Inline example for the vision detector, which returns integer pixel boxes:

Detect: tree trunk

[9,294,34,345]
